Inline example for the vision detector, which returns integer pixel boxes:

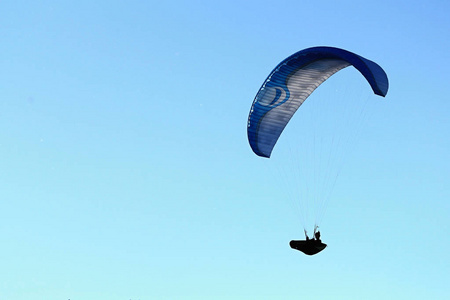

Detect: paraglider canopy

[247,46,389,158]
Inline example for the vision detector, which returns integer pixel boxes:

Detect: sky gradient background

[1,1,449,299]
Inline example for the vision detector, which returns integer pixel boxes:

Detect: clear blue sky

[1,1,449,299]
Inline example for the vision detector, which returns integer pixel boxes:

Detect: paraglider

[247,46,389,255]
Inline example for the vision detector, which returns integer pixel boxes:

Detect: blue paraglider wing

[247,46,389,158]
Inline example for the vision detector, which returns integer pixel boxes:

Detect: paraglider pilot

[315,230,321,242]
[314,226,321,242]
[290,226,326,255]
